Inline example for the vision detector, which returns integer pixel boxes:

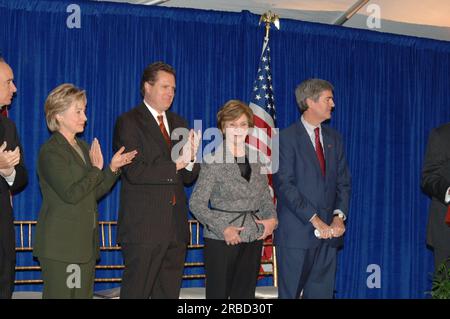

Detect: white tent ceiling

[93,0,450,42]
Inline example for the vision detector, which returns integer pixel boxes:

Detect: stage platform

[12,286,278,299]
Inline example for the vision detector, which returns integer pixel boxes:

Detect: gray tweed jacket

[189,145,277,242]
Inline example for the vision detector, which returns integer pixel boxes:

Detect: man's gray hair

[295,78,334,112]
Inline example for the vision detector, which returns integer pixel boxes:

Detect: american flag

[248,38,276,161]
[247,35,277,278]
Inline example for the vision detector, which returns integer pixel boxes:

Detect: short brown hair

[44,83,86,132]
[217,100,254,132]
[140,61,176,96]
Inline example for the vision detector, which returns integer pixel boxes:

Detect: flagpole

[254,10,280,289]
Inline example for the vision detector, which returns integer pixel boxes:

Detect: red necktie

[157,115,172,148]
[314,127,326,176]
[446,206,450,226]
[0,106,8,117]
[157,115,176,206]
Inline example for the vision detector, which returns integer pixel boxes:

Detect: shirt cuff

[2,169,16,186]
[185,160,195,171]
[445,187,450,204]
[333,209,347,221]
[309,213,317,223]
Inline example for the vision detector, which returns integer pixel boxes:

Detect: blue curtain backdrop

[1,0,450,298]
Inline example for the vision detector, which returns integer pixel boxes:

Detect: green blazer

[34,132,119,263]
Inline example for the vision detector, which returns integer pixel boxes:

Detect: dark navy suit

[273,119,351,298]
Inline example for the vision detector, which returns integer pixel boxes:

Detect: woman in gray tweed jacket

[189,100,277,299]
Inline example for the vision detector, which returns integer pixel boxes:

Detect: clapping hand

[176,129,201,170]
[89,138,104,170]
[0,141,20,177]
[109,146,138,172]
[183,129,201,162]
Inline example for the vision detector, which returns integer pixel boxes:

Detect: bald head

[0,61,17,106]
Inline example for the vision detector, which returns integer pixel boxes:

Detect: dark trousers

[277,242,337,299]
[39,256,96,299]
[434,247,450,273]
[0,219,15,299]
[204,238,263,299]
[120,239,187,299]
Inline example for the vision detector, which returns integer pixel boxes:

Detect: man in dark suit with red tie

[0,57,28,299]
[273,78,351,299]
[421,123,450,272]
[113,62,200,299]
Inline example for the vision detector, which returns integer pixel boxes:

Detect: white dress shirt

[301,115,324,152]
[143,100,194,171]
[1,169,16,186]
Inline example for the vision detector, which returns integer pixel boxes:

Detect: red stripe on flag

[246,135,271,157]
[253,114,273,137]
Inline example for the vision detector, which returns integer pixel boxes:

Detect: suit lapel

[136,104,171,157]
[53,132,88,169]
[0,117,5,143]
[166,111,182,146]
[216,144,251,186]
[76,138,92,167]
[225,162,244,182]
[166,111,175,136]
[321,127,334,178]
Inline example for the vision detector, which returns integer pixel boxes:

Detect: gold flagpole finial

[259,11,280,39]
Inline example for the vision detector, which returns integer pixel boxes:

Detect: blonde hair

[44,83,86,132]
[217,100,254,132]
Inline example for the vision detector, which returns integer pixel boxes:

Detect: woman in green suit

[34,83,137,299]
